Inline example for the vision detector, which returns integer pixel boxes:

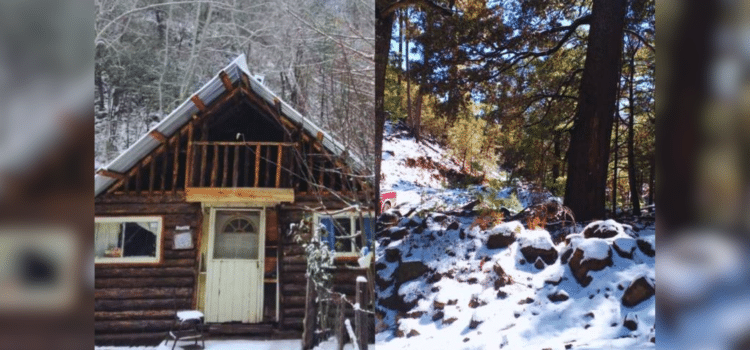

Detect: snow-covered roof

[95,54,364,197]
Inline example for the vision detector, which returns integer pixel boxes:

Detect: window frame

[314,211,374,258]
[95,216,163,264]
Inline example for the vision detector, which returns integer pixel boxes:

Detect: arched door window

[213,211,260,259]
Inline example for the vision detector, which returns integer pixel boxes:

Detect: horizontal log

[281,264,306,273]
[95,267,195,278]
[95,287,192,299]
[281,284,306,294]
[95,331,166,346]
[95,310,176,321]
[208,323,274,335]
[95,277,194,289]
[95,319,174,333]
[94,258,196,269]
[95,298,192,312]
[283,295,306,306]
[282,308,305,317]
[192,141,296,146]
[282,318,304,330]
[283,256,307,264]
[164,250,197,259]
[96,203,199,215]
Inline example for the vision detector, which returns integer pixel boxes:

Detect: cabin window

[316,212,374,257]
[95,217,162,264]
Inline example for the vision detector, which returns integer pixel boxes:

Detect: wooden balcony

[186,141,296,189]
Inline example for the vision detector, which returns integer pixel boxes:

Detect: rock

[623,312,638,331]
[567,241,613,287]
[378,211,400,227]
[459,229,466,239]
[443,317,457,325]
[534,257,546,269]
[385,247,401,262]
[467,277,478,284]
[613,237,637,259]
[469,315,483,329]
[560,247,573,264]
[432,311,444,321]
[375,262,387,271]
[622,276,655,307]
[378,293,417,314]
[388,226,409,241]
[520,246,559,265]
[463,337,470,342]
[636,238,655,257]
[447,221,460,230]
[468,294,487,308]
[494,277,508,290]
[426,272,442,283]
[518,230,558,264]
[407,217,422,228]
[406,311,425,319]
[497,290,508,299]
[407,329,420,338]
[547,290,569,302]
[396,261,430,284]
[431,213,447,222]
[486,221,523,249]
[375,274,392,289]
[493,263,506,276]
[582,220,623,239]
[433,300,446,310]
[447,299,458,305]
[518,297,534,305]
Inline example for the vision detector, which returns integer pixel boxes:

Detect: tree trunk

[375,0,396,215]
[627,55,641,216]
[564,0,628,222]
[612,111,619,216]
[414,92,422,142]
[405,12,413,136]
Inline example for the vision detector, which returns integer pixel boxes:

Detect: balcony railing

[187,142,296,189]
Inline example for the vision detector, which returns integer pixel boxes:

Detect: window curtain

[95,222,121,257]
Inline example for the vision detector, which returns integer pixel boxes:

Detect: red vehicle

[380,190,397,212]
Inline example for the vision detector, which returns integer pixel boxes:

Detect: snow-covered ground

[96,338,370,350]
[376,121,656,349]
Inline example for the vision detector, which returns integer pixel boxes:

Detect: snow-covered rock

[518,229,558,265]
[582,219,626,239]
[568,239,614,286]
[622,276,655,307]
[484,221,522,249]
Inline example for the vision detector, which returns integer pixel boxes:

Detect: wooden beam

[232,145,240,187]
[211,145,219,187]
[219,70,234,91]
[171,135,180,194]
[148,130,168,143]
[276,144,282,188]
[316,131,324,142]
[184,187,294,203]
[254,144,261,187]
[222,144,229,187]
[159,144,167,192]
[186,122,194,188]
[199,144,208,187]
[191,95,207,112]
[97,169,126,181]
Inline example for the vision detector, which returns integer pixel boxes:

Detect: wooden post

[172,136,180,194]
[222,144,229,187]
[254,144,261,187]
[211,145,219,187]
[233,145,240,187]
[199,144,208,187]
[302,278,318,350]
[160,145,168,192]
[336,295,345,350]
[276,144,283,188]
[244,145,251,187]
[355,277,368,350]
[265,146,272,187]
[148,157,155,195]
[186,122,194,188]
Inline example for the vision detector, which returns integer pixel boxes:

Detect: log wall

[95,198,202,346]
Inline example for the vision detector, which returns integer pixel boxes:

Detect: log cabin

[94,55,375,346]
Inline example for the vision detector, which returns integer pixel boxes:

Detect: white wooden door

[205,208,265,323]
